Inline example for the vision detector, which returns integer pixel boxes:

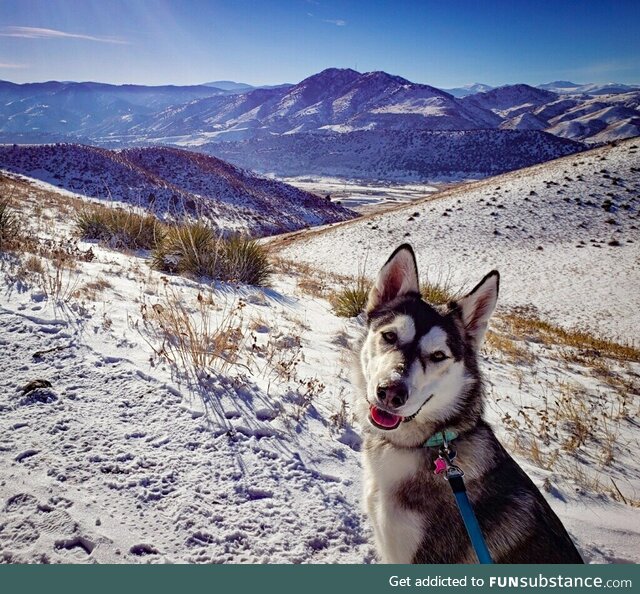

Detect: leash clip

[434,443,461,477]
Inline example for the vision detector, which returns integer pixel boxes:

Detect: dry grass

[37,257,81,303]
[420,267,462,305]
[500,310,640,362]
[73,277,113,301]
[75,203,165,250]
[500,372,637,504]
[296,276,327,298]
[329,275,371,318]
[485,330,537,364]
[139,286,250,381]
[22,254,45,275]
[0,196,20,251]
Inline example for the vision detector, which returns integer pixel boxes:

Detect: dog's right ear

[366,244,419,313]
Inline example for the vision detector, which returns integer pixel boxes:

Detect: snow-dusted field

[278,176,441,213]
[1,143,639,564]
[0,237,373,562]
[276,139,640,344]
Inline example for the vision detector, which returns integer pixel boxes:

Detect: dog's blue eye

[430,351,448,362]
[382,331,397,344]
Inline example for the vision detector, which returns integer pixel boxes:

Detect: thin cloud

[0,61,28,69]
[0,26,129,45]
[323,19,347,26]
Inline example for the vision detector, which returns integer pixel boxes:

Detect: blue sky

[1,0,638,87]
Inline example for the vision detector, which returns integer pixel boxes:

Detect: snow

[277,139,640,344]
[0,203,374,562]
[278,176,440,213]
[1,143,639,564]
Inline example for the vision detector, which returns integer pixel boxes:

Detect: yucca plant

[75,204,164,250]
[151,221,221,277]
[222,235,272,286]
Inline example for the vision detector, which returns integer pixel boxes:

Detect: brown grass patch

[500,310,640,362]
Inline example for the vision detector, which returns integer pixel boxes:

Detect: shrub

[151,221,220,277]
[330,276,371,317]
[222,235,272,286]
[151,225,272,286]
[0,197,20,250]
[75,204,164,250]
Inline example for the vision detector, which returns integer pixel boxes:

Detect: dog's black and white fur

[354,244,583,564]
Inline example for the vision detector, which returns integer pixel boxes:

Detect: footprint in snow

[18,388,58,406]
[54,535,96,558]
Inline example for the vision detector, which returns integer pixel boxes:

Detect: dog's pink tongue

[370,405,402,429]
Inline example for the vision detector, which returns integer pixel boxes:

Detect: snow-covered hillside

[461,84,558,117]
[538,81,640,96]
[442,83,494,98]
[275,139,640,343]
[203,129,584,182]
[0,144,354,236]
[1,163,639,564]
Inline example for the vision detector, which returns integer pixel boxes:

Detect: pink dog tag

[434,457,448,475]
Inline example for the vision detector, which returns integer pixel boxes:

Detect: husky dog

[355,244,583,564]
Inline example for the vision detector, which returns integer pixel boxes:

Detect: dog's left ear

[366,244,419,313]
[455,270,499,348]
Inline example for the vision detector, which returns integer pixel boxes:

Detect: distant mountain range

[1,69,638,180]
[0,144,353,236]
[444,80,640,98]
[441,83,494,97]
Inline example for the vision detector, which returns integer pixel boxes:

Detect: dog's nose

[376,381,408,409]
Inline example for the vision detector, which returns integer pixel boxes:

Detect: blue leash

[446,468,494,564]
[424,432,494,564]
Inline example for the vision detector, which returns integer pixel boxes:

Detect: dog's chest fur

[363,441,429,563]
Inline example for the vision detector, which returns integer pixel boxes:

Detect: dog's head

[356,244,499,446]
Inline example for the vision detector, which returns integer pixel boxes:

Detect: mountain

[0,80,226,142]
[458,83,640,143]
[0,144,353,236]
[460,84,559,117]
[202,129,584,181]
[499,111,549,131]
[443,83,494,98]
[543,92,640,143]
[128,68,501,144]
[1,69,638,181]
[202,80,254,92]
[538,81,640,95]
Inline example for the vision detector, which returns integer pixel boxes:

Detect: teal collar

[422,429,459,448]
